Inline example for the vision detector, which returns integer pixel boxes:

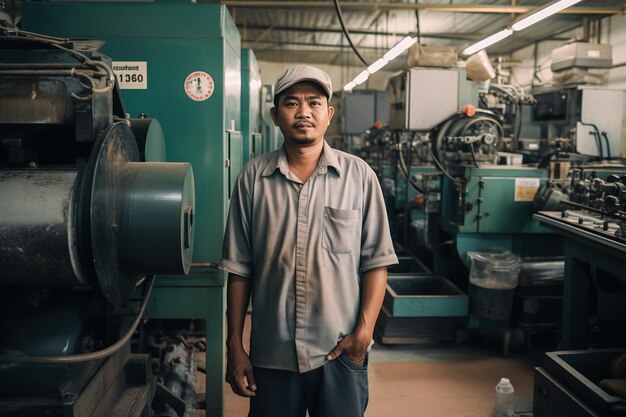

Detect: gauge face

[184,71,214,101]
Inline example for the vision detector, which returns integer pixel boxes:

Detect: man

[219,65,397,417]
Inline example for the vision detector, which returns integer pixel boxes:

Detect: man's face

[270,81,334,146]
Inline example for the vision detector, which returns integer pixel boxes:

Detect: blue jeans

[249,353,369,417]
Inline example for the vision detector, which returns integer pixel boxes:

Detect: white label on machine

[112,61,147,90]
[514,178,540,202]
[184,71,214,101]
[587,50,601,58]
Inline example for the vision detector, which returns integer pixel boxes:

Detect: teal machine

[241,48,262,162]
[23,3,242,416]
[261,83,283,153]
[0,25,195,416]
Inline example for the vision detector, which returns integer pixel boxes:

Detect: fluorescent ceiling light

[343,81,357,91]
[353,70,370,85]
[367,58,388,75]
[462,29,513,56]
[344,35,416,93]
[384,36,417,61]
[512,0,583,32]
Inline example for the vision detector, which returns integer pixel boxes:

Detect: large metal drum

[0,122,195,306]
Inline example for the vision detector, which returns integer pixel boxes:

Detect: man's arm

[226,273,256,397]
[326,266,387,364]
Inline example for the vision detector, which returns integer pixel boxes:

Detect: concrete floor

[220,315,540,417]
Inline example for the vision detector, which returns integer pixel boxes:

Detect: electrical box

[341,90,389,134]
[551,42,613,72]
[532,86,626,158]
[387,67,477,131]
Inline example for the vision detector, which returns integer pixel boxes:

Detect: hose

[601,131,612,159]
[0,275,155,364]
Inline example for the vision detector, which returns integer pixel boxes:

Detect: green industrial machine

[241,48,262,162]
[0,28,196,415]
[22,3,242,415]
[442,165,556,261]
[261,83,283,153]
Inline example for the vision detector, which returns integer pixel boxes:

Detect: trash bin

[467,248,521,321]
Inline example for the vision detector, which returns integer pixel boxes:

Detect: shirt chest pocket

[322,207,360,254]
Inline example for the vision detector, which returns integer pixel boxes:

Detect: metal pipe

[236,25,483,40]
[244,39,387,50]
[224,1,623,14]
[562,200,626,219]
[0,69,106,77]
[0,63,89,69]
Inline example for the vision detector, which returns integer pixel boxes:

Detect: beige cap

[274,65,333,101]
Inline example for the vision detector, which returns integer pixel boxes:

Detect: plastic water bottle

[494,377,515,417]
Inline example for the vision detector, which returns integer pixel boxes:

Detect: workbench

[534,211,626,349]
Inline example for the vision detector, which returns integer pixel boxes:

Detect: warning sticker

[514,178,540,202]
[184,71,214,101]
[112,61,147,90]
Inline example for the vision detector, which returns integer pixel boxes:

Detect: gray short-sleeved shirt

[220,141,397,373]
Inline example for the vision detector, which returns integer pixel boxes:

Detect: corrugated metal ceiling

[222,0,623,69]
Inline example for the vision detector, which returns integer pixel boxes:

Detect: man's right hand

[226,347,257,397]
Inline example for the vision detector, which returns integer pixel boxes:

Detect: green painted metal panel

[260,84,283,153]
[22,3,230,38]
[241,48,262,163]
[463,166,548,234]
[228,130,243,200]
[442,165,551,234]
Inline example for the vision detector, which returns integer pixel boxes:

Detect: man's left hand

[326,331,370,366]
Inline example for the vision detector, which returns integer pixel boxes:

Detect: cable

[396,140,424,194]
[414,0,421,46]
[333,0,369,66]
[579,121,604,159]
[0,275,156,364]
[469,143,480,167]
[2,28,116,101]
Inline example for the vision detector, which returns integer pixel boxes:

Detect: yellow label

[514,178,540,202]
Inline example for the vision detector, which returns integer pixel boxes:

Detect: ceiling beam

[236,24,482,41]
[223,2,624,15]
[244,40,385,50]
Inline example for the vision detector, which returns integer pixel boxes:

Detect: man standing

[220,65,397,417]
